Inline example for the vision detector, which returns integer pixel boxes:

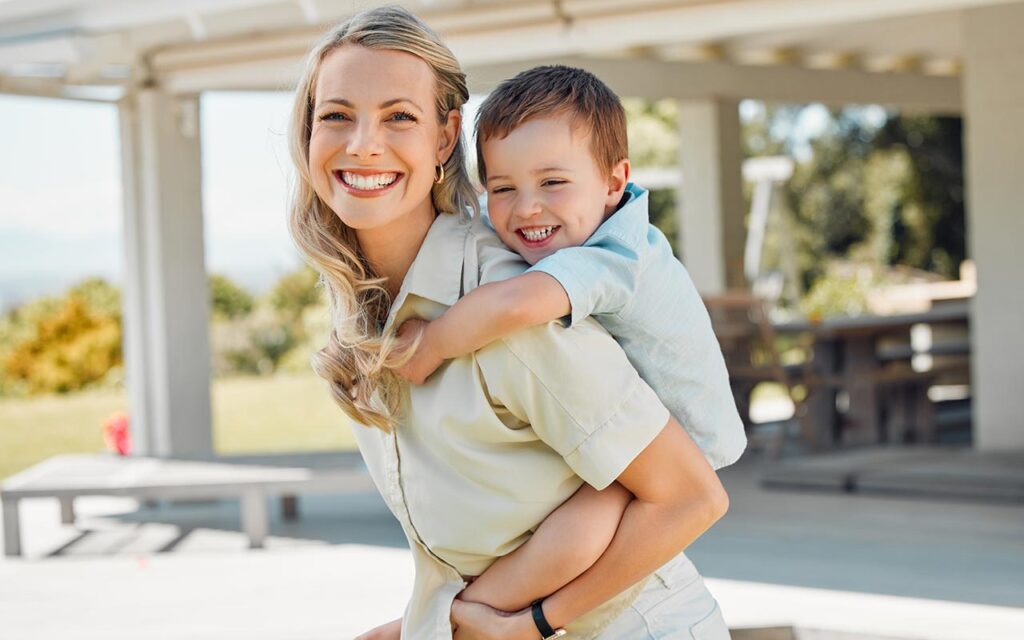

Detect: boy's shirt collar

[477,182,651,248]
[586,182,649,249]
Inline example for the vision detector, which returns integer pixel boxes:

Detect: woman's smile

[333,169,404,197]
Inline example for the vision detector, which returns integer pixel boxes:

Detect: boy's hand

[393,318,446,385]
[451,600,535,640]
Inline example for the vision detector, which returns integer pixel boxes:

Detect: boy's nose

[512,195,542,219]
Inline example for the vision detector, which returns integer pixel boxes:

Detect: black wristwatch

[531,599,567,639]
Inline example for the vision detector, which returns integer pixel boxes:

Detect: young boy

[393,65,745,612]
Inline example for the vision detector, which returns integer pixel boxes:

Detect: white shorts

[593,553,730,640]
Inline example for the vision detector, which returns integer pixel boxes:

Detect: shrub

[211,309,298,376]
[3,294,122,394]
[267,265,322,319]
[209,274,254,320]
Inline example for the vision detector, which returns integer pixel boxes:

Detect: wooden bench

[1,451,374,557]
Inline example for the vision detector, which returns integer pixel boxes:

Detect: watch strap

[531,599,565,639]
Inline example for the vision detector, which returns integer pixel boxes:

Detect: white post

[963,4,1024,451]
[117,89,213,457]
[676,98,746,294]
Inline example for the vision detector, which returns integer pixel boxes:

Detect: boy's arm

[393,272,569,384]
[457,483,631,612]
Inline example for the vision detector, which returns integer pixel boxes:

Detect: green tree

[267,265,322,319]
[209,274,254,320]
[874,116,965,278]
[623,98,681,255]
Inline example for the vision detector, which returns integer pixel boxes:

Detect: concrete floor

[2,452,1023,639]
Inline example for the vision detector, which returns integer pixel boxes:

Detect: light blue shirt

[483,183,746,469]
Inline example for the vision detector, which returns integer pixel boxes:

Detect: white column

[963,4,1024,450]
[676,98,746,294]
[118,88,213,457]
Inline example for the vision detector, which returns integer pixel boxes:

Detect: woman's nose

[346,121,384,159]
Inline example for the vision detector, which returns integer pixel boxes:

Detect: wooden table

[774,302,970,449]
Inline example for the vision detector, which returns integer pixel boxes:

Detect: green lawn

[0,373,357,480]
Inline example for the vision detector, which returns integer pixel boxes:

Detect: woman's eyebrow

[316,97,423,110]
[380,97,423,111]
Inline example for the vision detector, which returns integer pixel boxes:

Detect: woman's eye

[318,112,348,122]
[491,186,514,194]
[389,111,417,122]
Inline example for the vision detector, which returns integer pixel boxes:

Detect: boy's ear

[604,158,631,208]
[437,109,462,165]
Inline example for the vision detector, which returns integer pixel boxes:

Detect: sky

[0,91,856,312]
[0,91,300,310]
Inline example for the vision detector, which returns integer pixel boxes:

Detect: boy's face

[482,114,628,265]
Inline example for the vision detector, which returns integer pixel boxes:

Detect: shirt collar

[585,182,649,248]
[384,211,471,331]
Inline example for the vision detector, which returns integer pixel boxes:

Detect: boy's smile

[482,114,628,265]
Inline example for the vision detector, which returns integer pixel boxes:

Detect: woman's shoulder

[461,214,531,292]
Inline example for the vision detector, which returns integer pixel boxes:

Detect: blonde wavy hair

[288,5,477,431]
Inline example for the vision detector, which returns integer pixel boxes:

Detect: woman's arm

[393,272,569,384]
[540,416,728,628]
[451,415,728,638]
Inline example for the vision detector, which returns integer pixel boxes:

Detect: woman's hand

[451,600,537,640]
[393,318,445,385]
[354,617,402,640]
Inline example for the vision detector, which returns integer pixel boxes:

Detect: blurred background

[1,1,1021,639]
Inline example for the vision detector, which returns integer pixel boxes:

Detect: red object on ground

[103,412,132,455]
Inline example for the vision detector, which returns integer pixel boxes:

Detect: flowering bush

[102,412,131,455]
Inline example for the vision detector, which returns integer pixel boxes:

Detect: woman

[289,6,732,639]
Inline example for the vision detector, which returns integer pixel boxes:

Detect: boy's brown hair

[474,65,628,184]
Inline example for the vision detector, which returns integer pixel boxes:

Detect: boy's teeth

[521,226,556,241]
[341,171,398,190]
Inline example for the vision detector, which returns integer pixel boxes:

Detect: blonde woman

[290,6,731,639]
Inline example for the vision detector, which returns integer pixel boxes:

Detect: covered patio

[2,0,1020,459]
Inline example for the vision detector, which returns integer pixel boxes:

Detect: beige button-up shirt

[353,212,671,639]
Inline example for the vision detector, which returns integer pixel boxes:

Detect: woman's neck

[356,203,438,300]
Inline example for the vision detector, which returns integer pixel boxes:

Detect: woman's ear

[437,109,462,165]
[604,158,631,209]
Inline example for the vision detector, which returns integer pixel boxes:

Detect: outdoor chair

[702,290,816,456]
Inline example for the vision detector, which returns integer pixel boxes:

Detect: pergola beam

[468,57,962,113]
[146,53,963,113]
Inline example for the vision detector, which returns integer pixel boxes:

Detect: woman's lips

[332,170,404,198]
[516,225,561,250]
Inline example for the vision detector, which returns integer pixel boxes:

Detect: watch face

[545,631,567,640]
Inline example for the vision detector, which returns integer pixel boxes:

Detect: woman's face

[308,45,458,234]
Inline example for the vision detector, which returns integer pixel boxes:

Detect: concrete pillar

[963,4,1024,450]
[676,98,746,294]
[118,88,213,457]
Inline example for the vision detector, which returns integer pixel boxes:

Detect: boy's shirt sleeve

[527,235,642,327]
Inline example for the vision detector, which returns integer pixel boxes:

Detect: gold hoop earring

[434,162,445,184]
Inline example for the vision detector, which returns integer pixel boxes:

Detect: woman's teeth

[521,226,558,241]
[340,171,398,190]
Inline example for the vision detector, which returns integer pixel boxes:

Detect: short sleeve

[528,239,643,327]
[474,318,670,489]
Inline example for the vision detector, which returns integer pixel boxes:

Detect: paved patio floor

[2,451,1022,639]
